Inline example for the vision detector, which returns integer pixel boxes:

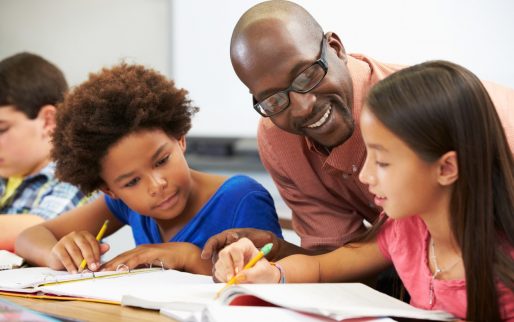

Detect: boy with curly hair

[16,63,283,275]
[0,53,88,251]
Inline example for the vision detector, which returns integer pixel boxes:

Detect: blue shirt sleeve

[104,194,130,225]
[171,175,283,248]
[232,189,283,239]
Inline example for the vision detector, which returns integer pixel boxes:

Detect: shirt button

[342,174,349,179]
[352,165,358,173]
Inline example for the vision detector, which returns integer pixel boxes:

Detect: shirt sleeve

[104,194,130,225]
[30,181,89,220]
[376,217,397,261]
[257,120,367,250]
[232,189,283,239]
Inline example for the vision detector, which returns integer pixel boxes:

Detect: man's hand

[201,228,282,263]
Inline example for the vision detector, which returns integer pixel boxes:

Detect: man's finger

[201,236,221,259]
[226,232,239,243]
[201,231,240,260]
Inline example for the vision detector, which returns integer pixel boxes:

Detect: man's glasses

[253,35,328,117]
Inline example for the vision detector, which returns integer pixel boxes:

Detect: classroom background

[1,0,513,258]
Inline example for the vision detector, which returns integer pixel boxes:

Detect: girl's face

[358,107,448,219]
[100,129,194,221]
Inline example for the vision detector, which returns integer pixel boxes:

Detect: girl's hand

[48,230,109,273]
[101,242,212,275]
[214,237,280,283]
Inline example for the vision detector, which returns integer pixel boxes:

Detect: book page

[201,304,340,322]
[0,267,159,290]
[39,269,213,304]
[0,267,70,289]
[0,250,25,270]
[219,283,454,321]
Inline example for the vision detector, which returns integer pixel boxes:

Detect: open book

[0,267,212,304]
[0,267,453,321]
[165,304,399,322]
[122,283,455,321]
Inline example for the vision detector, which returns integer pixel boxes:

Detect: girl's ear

[99,185,118,199]
[437,151,458,186]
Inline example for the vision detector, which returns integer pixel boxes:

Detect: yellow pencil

[79,220,109,271]
[215,242,273,299]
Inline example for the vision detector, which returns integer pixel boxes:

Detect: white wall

[1,0,513,138]
[174,0,514,137]
[0,0,171,87]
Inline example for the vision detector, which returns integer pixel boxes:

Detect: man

[201,0,514,261]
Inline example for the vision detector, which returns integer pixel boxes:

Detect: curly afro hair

[52,63,199,194]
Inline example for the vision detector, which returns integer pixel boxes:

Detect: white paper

[217,284,453,321]
[0,250,24,270]
[127,283,453,321]
[39,269,213,303]
[0,266,160,289]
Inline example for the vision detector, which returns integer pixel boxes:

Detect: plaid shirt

[0,162,90,220]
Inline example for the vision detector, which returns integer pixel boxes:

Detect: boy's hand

[214,237,280,284]
[101,242,212,275]
[48,230,109,273]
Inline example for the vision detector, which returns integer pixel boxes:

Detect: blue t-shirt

[105,175,283,248]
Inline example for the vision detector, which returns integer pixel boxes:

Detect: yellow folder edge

[0,290,120,305]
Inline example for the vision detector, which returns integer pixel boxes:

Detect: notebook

[162,304,399,322]
[0,250,25,270]
[0,267,160,291]
[0,266,212,304]
[123,283,454,321]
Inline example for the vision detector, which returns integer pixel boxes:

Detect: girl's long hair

[365,60,514,321]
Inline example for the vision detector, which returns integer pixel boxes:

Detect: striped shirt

[0,162,89,220]
[258,54,514,251]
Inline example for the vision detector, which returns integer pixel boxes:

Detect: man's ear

[437,151,458,186]
[99,185,118,199]
[326,32,347,63]
[37,105,57,136]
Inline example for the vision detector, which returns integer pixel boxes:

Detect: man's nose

[288,91,316,119]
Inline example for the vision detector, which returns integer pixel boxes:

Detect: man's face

[232,24,355,148]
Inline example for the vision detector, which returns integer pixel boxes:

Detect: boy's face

[0,105,53,178]
[100,129,195,222]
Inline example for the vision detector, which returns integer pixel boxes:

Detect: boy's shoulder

[216,175,266,194]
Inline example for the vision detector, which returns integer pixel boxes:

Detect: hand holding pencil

[79,220,109,271]
[214,238,280,286]
[47,220,111,274]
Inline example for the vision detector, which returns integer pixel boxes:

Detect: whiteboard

[1,0,513,138]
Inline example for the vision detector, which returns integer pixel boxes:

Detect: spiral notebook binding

[39,263,164,287]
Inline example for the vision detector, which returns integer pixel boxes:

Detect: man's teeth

[307,107,331,128]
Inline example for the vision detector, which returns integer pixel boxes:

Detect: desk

[0,295,177,322]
